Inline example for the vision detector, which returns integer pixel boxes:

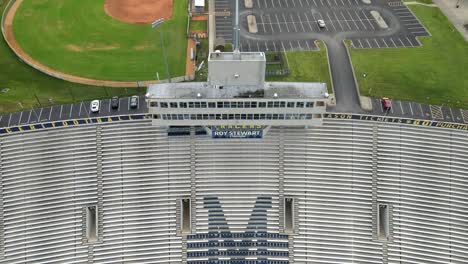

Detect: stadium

[0,0,467,264]
[0,48,467,264]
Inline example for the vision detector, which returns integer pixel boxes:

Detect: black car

[130,96,139,108]
[111,96,119,109]
[130,95,138,108]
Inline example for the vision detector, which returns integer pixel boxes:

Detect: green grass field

[267,42,333,94]
[12,0,188,81]
[190,20,207,31]
[350,6,468,108]
[0,0,144,113]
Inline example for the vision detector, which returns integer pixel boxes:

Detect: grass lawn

[190,20,207,31]
[267,42,333,94]
[350,6,468,108]
[0,0,144,113]
[12,0,188,81]
[403,0,433,3]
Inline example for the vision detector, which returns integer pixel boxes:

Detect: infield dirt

[104,0,173,24]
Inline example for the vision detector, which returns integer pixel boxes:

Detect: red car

[381,97,392,110]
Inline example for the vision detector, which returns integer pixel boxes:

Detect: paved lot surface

[366,97,466,123]
[0,96,466,129]
[215,0,430,52]
[0,96,146,129]
[349,2,429,49]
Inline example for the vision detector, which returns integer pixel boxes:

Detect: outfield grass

[350,6,468,108]
[12,0,188,81]
[190,20,207,31]
[0,0,144,114]
[267,42,333,94]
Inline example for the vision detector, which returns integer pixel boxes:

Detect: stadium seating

[0,119,466,263]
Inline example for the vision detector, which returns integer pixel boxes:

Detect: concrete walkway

[404,1,437,6]
[208,0,216,52]
[432,0,468,41]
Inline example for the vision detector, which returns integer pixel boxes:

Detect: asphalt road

[325,39,361,113]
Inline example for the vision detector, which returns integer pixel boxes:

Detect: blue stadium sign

[211,125,265,139]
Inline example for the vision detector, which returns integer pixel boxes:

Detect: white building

[146,52,330,136]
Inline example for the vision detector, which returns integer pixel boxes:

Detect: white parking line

[18,111,23,125]
[7,114,12,127]
[449,107,454,121]
[275,14,282,33]
[38,108,43,121]
[260,15,267,33]
[382,38,389,47]
[347,10,359,30]
[69,104,73,118]
[340,12,351,30]
[406,37,415,47]
[267,15,275,33]
[333,12,344,30]
[418,104,424,117]
[78,102,83,116]
[366,39,371,48]
[297,13,306,32]
[409,102,414,115]
[49,106,53,120]
[398,38,405,46]
[27,110,32,124]
[304,13,314,31]
[354,10,366,30]
[362,10,375,30]
[326,13,336,31]
[399,101,404,115]
[297,40,302,49]
[282,13,290,32]
[290,14,298,32]
[390,37,397,47]
[374,38,380,48]
[59,105,63,119]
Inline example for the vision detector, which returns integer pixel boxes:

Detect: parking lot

[350,2,429,48]
[0,96,147,128]
[249,0,366,9]
[212,0,431,52]
[368,98,467,123]
[253,9,379,35]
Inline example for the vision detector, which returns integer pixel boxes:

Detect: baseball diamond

[7,0,188,82]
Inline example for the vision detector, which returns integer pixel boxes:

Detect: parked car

[130,96,139,108]
[317,19,326,28]
[90,100,100,113]
[111,96,119,109]
[381,97,392,110]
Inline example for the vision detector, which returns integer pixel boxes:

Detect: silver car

[317,19,326,28]
[90,100,100,113]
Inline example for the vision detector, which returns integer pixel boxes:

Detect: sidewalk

[432,0,468,41]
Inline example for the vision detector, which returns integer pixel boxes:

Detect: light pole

[151,19,171,83]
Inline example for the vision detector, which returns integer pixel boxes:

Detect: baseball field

[10,0,188,82]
